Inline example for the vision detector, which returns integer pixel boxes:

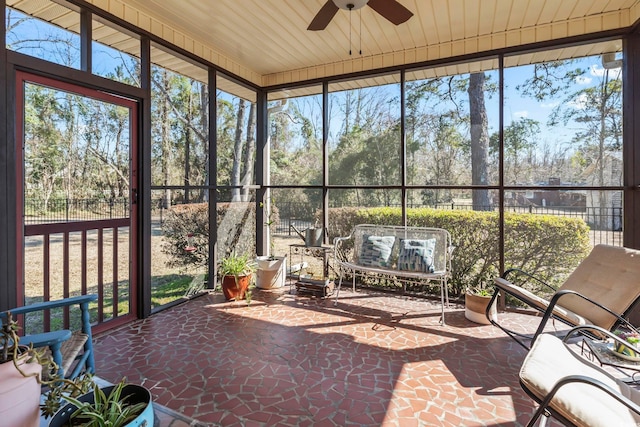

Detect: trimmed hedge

[326,207,591,296]
[162,203,590,298]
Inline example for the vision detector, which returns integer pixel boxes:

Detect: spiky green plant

[219,252,255,279]
[61,379,147,427]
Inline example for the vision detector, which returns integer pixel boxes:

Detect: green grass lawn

[20,273,207,334]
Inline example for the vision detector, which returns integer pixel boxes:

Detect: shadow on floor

[93,287,553,426]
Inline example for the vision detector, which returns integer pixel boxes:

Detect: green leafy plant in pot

[48,379,153,427]
[219,252,256,301]
[1,311,99,426]
[1,312,152,427]
[465,284,498,325]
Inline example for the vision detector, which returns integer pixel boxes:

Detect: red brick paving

[93,287,562,426]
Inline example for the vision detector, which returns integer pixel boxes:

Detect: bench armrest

[333,234,353,262]
[333,234,352,246]
[0,294,98,379]
[1,294,98,319]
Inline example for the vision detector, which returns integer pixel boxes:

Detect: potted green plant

[465,285,498,325]
[48,379,153,427]
[0,312,43,427]
[219,252,256,301]
[0,312,152,427]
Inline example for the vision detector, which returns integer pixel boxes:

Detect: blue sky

[502,59,621,145]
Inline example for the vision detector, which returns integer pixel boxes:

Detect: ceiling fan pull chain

[359,8,362,55]
[349,7,352,55]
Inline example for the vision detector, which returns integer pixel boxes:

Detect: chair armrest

[1,294,98,320]
[563,324,640,354]
[530,290,640,344]
[548,290,638,333]
[502,268,557,293]
[20,330,72,348]
[538,374,640,418]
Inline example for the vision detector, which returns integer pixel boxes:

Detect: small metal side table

[289,244,332,279]
[289,244,334,296]
[581,339,640,383]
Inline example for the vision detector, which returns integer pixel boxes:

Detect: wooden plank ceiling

[6,0,638,98]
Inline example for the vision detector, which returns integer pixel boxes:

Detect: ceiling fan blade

[367,0,413,25]
[308,1,340,31]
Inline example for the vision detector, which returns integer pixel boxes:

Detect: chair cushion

[520,334,640,426]
[493,277,588,327]
[397,238,436,273]
[358,235,396,267]
[559,245,640,331]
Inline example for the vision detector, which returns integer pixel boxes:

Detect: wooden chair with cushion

[0,294,98,379]
[488,244,640,349]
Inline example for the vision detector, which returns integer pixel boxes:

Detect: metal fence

[24,198,129,224]
[271,201,623,246]
[24,198,623,246]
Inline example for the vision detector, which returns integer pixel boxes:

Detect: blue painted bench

[1,294,98,379]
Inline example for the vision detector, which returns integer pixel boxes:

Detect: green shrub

[161,203,210,268]
[327,207,591,296]
[161,202,279,269]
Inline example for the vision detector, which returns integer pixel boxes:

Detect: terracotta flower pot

[465,292,498,325]
[221,274,251,300]
[0,350,42,427]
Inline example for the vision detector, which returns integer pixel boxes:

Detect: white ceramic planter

[465,292,498,325]
[256,256,287,289]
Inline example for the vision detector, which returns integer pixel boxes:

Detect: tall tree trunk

[231,100,246,201]
[241,102,256,201]
[115,114,124,198]
[344,91,351,136]
[468,73,491,211]
[200,84,209,202]
[355,89,362,127]
[184,90,192,203]
[161,71,172,208]
[597,70,609,228]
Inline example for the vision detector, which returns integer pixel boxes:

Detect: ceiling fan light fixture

[308,0,412,31]
[332,0,368,11]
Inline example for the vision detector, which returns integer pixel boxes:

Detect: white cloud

[575,75,592,85]
[590,64,621,79]
[512,110,528,119]
[540,101,560,109]
[590,64,606,77]
[568,92,589,110]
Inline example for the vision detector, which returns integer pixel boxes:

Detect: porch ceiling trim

[263,9,635,87]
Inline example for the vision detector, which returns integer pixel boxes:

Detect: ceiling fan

[307,0,414,31]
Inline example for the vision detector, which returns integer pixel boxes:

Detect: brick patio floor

[93,287,564,427]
